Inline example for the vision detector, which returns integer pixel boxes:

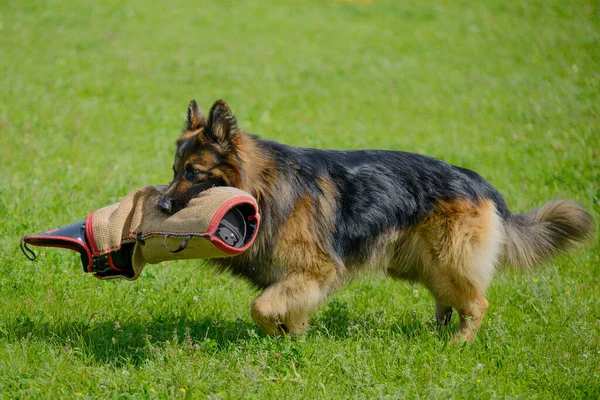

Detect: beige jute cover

[87,186,258,280]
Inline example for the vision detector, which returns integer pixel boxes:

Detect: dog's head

[157,99,243,215]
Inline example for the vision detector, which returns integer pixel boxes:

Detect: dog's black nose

[157,197,173,215]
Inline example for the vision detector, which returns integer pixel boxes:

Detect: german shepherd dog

[157,99,594,343]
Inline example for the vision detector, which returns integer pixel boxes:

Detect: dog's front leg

[250,258,340,336]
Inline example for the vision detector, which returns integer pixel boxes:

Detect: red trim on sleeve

[206,196,260,255]
[22,235,93,271]
[85,212,100,257]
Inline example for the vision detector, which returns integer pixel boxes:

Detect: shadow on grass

[311,299,455,342]
[4,314,257,366]
[4,300,456,366]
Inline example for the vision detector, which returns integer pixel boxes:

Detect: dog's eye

[183,165,208,183]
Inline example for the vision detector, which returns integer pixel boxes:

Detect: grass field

[1,0,599,398]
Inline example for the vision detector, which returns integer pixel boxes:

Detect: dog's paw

[435,302,453,326]
[448,331,475,345]
[250,295,287,335]
[250,295,309,336]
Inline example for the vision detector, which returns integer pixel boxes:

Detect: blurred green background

[1,0,598,398]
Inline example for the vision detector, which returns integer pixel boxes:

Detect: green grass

[1,0,599,398]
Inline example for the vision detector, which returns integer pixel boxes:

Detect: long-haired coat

[157,99,594,343]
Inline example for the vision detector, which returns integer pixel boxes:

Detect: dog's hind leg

[417,198,503,343]
[435,301,453,326]
[451,296,489,344]
[427,276,491,343]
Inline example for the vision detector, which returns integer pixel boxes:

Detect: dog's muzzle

[157,180,221,215]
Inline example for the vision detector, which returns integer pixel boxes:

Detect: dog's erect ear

[185,100,207,131]
[206,99,239,146]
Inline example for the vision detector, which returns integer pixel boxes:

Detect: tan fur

[384,198,503,342]
[175,111,507,341]
[186,101,206,130]
[168,100,594,344]
[177,129,201,144]
[501,199,594,268]
[231,135,281,201]
[347,228,401,272]
[251,195,341,335]
[252,196,505,341]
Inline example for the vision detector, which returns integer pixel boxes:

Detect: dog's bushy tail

[501,200,594,269]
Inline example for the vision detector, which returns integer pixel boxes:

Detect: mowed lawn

[1,0,599,398]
